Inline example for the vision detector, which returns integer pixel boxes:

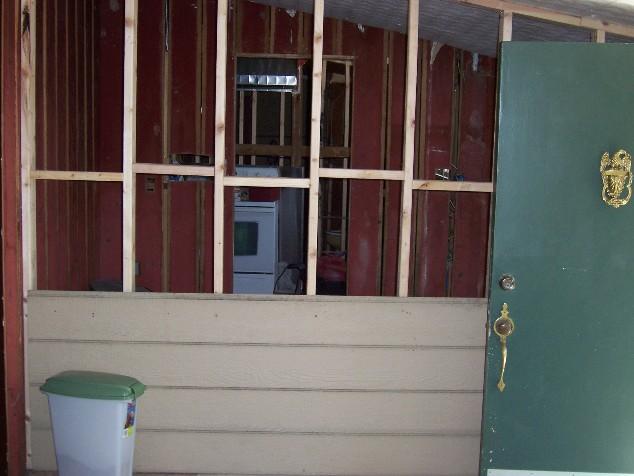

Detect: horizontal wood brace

[224,176,310,188]
[133,163,215,176]
[30,170,124,182]
[413,180,493,193]
[320,169,405,180]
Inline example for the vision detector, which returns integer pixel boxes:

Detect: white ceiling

[250,0,634,56]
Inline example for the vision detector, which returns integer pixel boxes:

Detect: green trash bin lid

[40,371,145,400]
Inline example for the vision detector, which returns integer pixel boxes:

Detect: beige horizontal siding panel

[29,342,485,391]
[31,386,482,434]
[27,294,486,347]
[31,429,480,475]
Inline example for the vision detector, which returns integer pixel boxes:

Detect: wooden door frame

[1,0,26,473]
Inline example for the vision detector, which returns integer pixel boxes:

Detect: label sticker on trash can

[123,402,136,438]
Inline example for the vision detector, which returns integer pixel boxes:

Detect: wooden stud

[161,0,172,293]
[64,0,72,289]
[344,63,351,150]
[306,0,325,295]
[459,0,634,39]
[122,0,139,293]
[320,59,329,256]
[224,177,310,188]
[42,0,50,287]
[396,0,420,297]
[279,92,286,167]
[341,63,351,253]
[593,30,606,43]
[238,91,245,165]
[82,0,90,292]
[485,8,513,296]
[291,93,302,167]
[20,0,37,464]
[31,170,124,181]
[499,11,513,42]
[380,31,394,294]
[21,0,37,293]
[413,180,494,193]
[214,0,229,293]
[321,169,405,181]
[196,0,207,294]
[251,91,258,164]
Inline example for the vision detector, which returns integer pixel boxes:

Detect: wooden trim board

[306,0,325,295]
[460,0,634,38]
[31,170,123,181]
[213,0,228,293]
[397,0,420,297]
[122,0,139,292]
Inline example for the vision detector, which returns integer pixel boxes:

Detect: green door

[481,42,634,476]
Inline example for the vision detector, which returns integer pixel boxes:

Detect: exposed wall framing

[20,0,630,300]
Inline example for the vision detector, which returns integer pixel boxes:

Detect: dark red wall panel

[169,1,200,292]
[343,23,384,296]
[381,32,406,296]
[203,0,218,292]
[414,46,455,297]
[450,52,495,297]
[273,8,298,54]
[35,0,98,291]
[95,0,124,283]
[135,0,166,292]
[239,1,267,54]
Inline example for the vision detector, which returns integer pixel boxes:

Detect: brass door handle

[493,303,515,392]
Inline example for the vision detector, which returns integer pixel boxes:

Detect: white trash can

[40,371,146,476]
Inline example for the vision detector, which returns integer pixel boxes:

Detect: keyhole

[494,318,514,337]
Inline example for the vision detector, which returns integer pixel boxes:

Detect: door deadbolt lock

[499,274,516,291]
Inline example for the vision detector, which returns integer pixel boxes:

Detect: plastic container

[40,371,146,476]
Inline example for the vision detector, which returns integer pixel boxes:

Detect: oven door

[233,204,277,275]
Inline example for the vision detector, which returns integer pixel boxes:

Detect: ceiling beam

[458,0,634,38]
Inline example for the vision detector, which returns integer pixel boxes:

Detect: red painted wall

[36,0,98,291]
[450,52,495,297]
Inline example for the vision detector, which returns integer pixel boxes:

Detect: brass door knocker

[601,149,632,208]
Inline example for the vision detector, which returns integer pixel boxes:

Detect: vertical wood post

[122,0,138,292]
[20,0,37,464]
[21,0,37,293]
[214,0,228,293]
[499,11,513,42]
[593,30,606,43]
[306,0,325,295]
[396,0,420,297]
[251,91,258,164]
[486,10,513,295]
